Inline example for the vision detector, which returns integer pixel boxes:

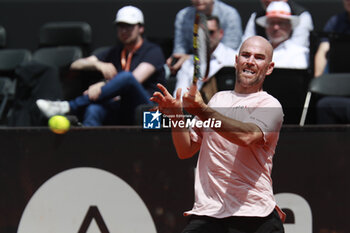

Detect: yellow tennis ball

[48,115,70,134]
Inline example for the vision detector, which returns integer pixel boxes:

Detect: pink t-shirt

[185,90,284,218]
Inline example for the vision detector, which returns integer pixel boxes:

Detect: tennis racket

[190,12,210,96]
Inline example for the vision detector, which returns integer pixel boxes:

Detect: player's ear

[265,61,275,76]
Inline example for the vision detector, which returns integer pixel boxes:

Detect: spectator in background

[36,6,165,126]
[173,16,236,101]
[317,96,350,124]
[167,0,242,75]
[314,0,350,125]
[314,0,350,77]
[242,0,313,49]
[256,1,309,69]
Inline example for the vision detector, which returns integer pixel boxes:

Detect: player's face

[207,19,223,53]
[117,23,144,45]
[266,17,292,46]
[191,0,214,12]
[235,37,274,90]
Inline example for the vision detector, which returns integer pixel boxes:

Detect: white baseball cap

[256,1,299,29]
[114,6,144,25]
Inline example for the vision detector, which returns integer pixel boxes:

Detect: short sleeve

[140,45,165,71]
[95,47,114,62]
[244,101,284,143]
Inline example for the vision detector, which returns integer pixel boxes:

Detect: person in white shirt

[174,15,236,98]
[242,0,313,49]
[256,1,309,69]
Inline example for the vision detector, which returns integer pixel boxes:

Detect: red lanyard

[121,38,143,71]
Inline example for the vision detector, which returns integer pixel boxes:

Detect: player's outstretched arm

[183,85,264,147]
[150,84,200,159]
[199,106,264,147]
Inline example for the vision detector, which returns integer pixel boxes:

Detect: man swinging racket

[151,36,285,233]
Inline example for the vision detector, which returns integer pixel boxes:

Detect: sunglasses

[209,30,217,35]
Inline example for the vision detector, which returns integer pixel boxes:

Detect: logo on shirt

[143,110,162,129]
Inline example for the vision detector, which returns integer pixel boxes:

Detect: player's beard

[236,74,262,88]
[236,70,263,88]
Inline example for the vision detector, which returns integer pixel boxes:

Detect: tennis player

[151,36,285,233]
